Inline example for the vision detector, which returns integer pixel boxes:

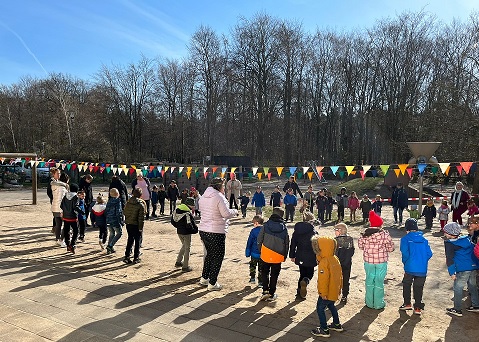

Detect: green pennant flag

[106,167,111,173]
[339,171,346,179]
[248,172,253,180]
[297,172,303,179]
[142,169,148,176]
[285,172,291,178]
[195,171,200,178]
[380,164,390,176]
[431,166,438,174]
[39,162,45,167]
[66,164,71,171]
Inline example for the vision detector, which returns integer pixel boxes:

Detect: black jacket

[283,181,303,198]
[60,192,84,221]
[79,177,93,204]
[335,235,355,268]
[171,204,198,235]
[167,185,180,201]
[109,178,129,207]
[289,222,317,268]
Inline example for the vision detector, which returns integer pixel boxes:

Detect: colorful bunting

[406,168,413,178]
[330,166,339,175]
[460,162,473,174]
[438,163,450,175]
[380,164,389,176]
[276,167,284,176]
[398,164,408,175]
[345,166,355,175]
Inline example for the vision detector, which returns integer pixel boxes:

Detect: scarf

[452,190,462,209]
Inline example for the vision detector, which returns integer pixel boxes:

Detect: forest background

[1,11,479,167]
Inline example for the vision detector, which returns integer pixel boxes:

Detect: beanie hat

[369,210,383,227]
[443,222,461,236]
[185,197,195,207]
[69,183,79,192]
[405,218,418,231]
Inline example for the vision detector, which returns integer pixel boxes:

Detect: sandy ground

[0,185,477,342]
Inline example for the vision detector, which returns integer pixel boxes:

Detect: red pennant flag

[460,162,473,174]
[161,170,165,177]
[129,168,135,175]
[204,172,209,179]
[267,172,272,180]
[360,170,365,180]
[406,168,413,178]
[456,165,463,175]
[93,166,100,173]
[71,164,77,171]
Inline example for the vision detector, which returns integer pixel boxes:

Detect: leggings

[200,231,226,285]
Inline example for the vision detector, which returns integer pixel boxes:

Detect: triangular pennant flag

[460,162,473,174]
[380,164,389,176]
[56,163,60,168]
[112,167,117,174]
[338,171,346,179]
[149,165,155,172]
[66,164,72,171]
[297,172,303,179]
[93,166,100,173]
[130,165,137,170]
[316,166,324,175]
[252,167,259,175]
[318,172,323,180]
[30,160,35,167]
[360,170,365,180]
[362,165,371,174]
[345,166,355,175]
[289,167,297,175]
[456,165,463,175]
[398,164,408,175]
[267,172,272,180]
[351,170,356,175]
[257,172,262,180]
[161,170,165,177]
[129,168,135,175]
[212,167,218,174]
[431,166,438,174]
[247,172,252,180]
[231,167,237,173]
[187,166,192,173]
[438,163,450,175]
[61,163,67,170]
[106,167,111,173]
[170,166,176,173]
[220,172,225,178]
[203,167,209,174]
[186,170,191,179]
[417,163,427,175]
[157,166,163,173]
[307,171,314,180]
[165,166,169,172]
[371,169,378,177]
[302,166,309,174]
[276,167,284,176]
[178,166,184,174]
[394,169,401,177]
[71,164,77,171]
[406,168,413,178]
[263,167,269,174]
[330,166,339,176]
[221,167,227,173]
[204,171,208,179]
[142,169,148,176]
[99,166,105,173]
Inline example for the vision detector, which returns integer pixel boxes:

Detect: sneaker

[198,277,209,286]
[295,294,306,301]
[175,262,183,268]
[60,240,67,248]
[181,266,193,272]
[261,291,271,301]
[466,306,479,312]
[340,296,348,304]
[299,278,308,299]
[67,245,73,253]
[328,323,344,332]
[414,307,422,315]
[78,237,84,243]
[133,258,141,264]
[56,239,62,246]
[249,277,256,283]
[99,240,104,250]
[123,257,132,264]
[266,294,278,302]
[399,304,413,311]
[257,283,263,288]
[446,308,463,317]
[106,246,112,254]
[207,282,222,291]
[311,327,330,338]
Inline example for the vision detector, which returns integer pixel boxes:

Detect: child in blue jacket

[399,219,433,315]
[284,188,298,222]
[251,186,266,215]
[245,215,264,286]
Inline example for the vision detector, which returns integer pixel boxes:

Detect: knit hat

[185,197,195,207]
[443,222,461,236]
[69,183,79,192]
[405,218,418,231]
[369,210,383,227]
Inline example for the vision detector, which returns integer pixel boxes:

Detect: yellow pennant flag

[307,171,314,180]
[263,167,269,174]
[164,166,169,172]
[220,172,225,178]
[187,166,192,173]
[438,163,450,175]
[257,172,263,180]
[398,164,408,175]
[380,164,389,175]
[186,170,191,179]
[231,167,237,173]
[394,169,401,177]
[276,167,284,176]
[345,166,355,175]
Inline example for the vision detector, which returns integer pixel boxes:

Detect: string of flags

[0,157,476,181]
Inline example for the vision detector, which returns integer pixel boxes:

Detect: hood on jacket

[293,221,315,235]
[406,231,427,242]
[92,203,107,213]
[265,216,286,234]
[202,186,220,199]
[312,236,337,260]
[127,197,142,205]
[65,192,77,200]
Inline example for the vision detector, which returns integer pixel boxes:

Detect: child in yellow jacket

[310,236,344,338]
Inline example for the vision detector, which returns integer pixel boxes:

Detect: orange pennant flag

[398,164,408,175]
[276,167,284,176]
[460,162,473,174]
[394,169,401,177]
[257,172,263,180]
[307,171,314,180]
[316,166,324,175]
[186,171,191,179]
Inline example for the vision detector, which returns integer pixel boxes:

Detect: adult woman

[198,177,238,290]
[450,181,470,225]
[51,171,69,246]
[79,174,93,225]
[109,175,128,209]
[131,174,151,219]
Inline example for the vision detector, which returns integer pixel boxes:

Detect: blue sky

[0,0,477,85]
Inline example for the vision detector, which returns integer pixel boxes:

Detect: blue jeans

[364,262,388,309]
[107,225,122,248]
[453,270,479,310]
[393,206,404,223]
[316,297,340,330]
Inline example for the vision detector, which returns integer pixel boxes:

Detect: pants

[229,194,238,209]
[318,208,325,223]
[200,231,226,285]
[326,208,332,220]
[342,265,352,297]
[452,210,464,225]
[159,199,165,215]
[152,203,157,216]
[255,207,263,215]
[402,273,426,309]
[249,257,264,282]
[125,224,141,260]
[261,262,281,295]
[297,265,314,296]
[316,297,340,330]
[53,213,63,240]
[107,225,122,248]
[453,270,479,310]
[85,202,92,224]
[170,200,177,215]
[176,234,192,268]
[440,220,447,229]
[78,219,86,238]
[285,204,295,221]
[98,224,107,244]
[241,205,247,218]
[337,206,345,221]
[144,199,150,219]
[63,220,78,247]
[364,262,388,309]
[393,206,405,223]
[425,217,433,229]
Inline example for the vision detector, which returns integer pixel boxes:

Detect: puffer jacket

[400,231,433,277]
[91,203,107,227]
[289,221,317,267]
[171,204,198,235]
[124,196,146,230]
[245,226,261,259]
[257,214,289,263]
[60,192,83,222]
[444,235,479,276]
[50,180,68,213]
[106,197,124,227]
[335,235,355,268]
[312,236,343,301]
[198,187,237,234]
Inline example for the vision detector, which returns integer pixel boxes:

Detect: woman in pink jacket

[198,177,238,291]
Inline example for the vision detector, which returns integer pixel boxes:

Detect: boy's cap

[405,218,418,231]
[363,194,368,198]
[369,210,383,227]
[411,204,418,210]
[185,197,195,207]
[443,222,461,236]
[70,183,79,192]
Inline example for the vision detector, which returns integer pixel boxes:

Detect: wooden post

[0,153,38,205]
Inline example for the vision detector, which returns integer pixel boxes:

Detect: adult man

[391,183,408,225]
[450,181,470,225]
[226,173,242,209]
[283,175,303,198]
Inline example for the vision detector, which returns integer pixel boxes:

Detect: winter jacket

[474,242,479,260]
[358,229,395,264]
[316,195,328,210]
[226,179,242,199]
[167,185,180,201]
[158,190,167,202]
[257,214,289,263]
[124,196,146,230]
[444,235,479,276]
[132,178,151,201]
[360,199,372,214]
[171,203,198,235]
[78,199,86,221]
[245,226,261,259]
[421,205,436,219]
[109,178,128,207]
[251,191,266,207]
[335,235,355,268]
[238,195,250,207]
[336,194,348,208]
[91,203,107,227]
[60,192,84,222]
[303,192,316,208]
[312,236,343,301]
[79,177,93,204]
[198,187,237,234]
[284,193,298,206]
[468,205,479,217]
[283,181,303,198]
[348,197,360,210]
[437,205,450,221]
[270,192,282,207]
[450,190,470,214]
[400,231,433,277]
[326,196,335,210]
[106,197,124,227]
[289,222,317,267]
[50,179,68,213]
[392,188,408,209]
[371,200,382,214]
[151,191,159,205]
[409,209,420,219]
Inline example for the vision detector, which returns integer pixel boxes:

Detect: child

[238,191,251,218]
[303,185,316,212]
[316,189,328,223]
[443,222,479,316]
[421,198,436,230]
[270,185,283,208]
[158,184,167,215]
[371,195,382,216]
[468,216,479,244]
[325,190,335,221]
[310,236,343,338]
[245,215,264,286]
[60,183,84,254]
[257,207,289,301]
[151,185,159,217]
[171,197,198,272]
[467,199,479,224]
[348,191,360,222]
[167,180,180,215]
[106,188,124,254]
[358,211,395,309]
[92,195,107,250]
[124,188,146,264]
[77,190,87,242]
[334,222,355,303]
[192,188,201,218]
[251,186,266,215]
[437,200,450,231]
[400,219,433,315]
[336,187,348,222]
[408,204,420,219]
[180,188,189,204]
[360,194,372,224]
[289,211,317,300]
[283,188,298,222]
